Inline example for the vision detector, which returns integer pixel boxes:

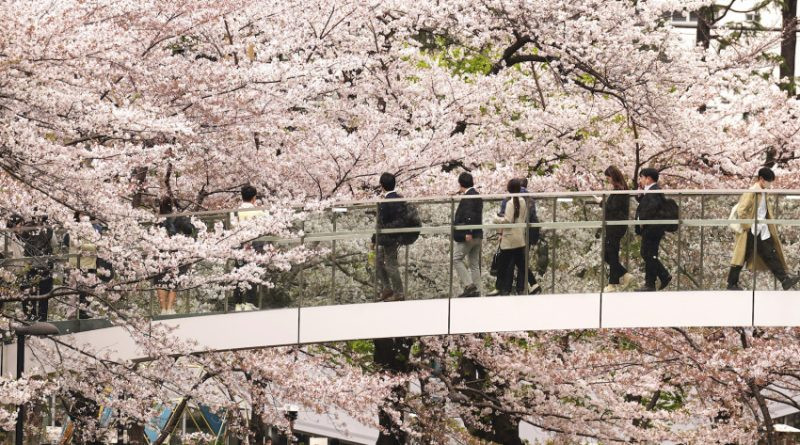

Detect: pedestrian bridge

[5,189,800,373]
[4,289,800,373]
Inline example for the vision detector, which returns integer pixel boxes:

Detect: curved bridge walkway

[4,189,800,374]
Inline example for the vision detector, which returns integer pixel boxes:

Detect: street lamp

[13,322,59,445]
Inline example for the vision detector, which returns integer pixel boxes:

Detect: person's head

[757,167,775,189]
[265,439,273,445]
[74,211,91,223]
[158,196,173,215]
[507,178,522,219]
[458,172,474,191]
[604,166,628,191]
[241,185,257,203]
[638,168,659,188]
[379,172,396,192]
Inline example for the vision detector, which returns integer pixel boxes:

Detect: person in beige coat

[490,178,529,296]
[727,167,799,290]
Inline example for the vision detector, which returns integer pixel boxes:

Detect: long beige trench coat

[730,183,787,271]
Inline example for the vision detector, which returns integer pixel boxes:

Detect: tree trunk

[781,0,798,94]
[374,337,413,445]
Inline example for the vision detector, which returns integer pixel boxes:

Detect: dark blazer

[374,191,405,246]
[604,193,630,237]
[635,183,665,236]
[453,188,483,242]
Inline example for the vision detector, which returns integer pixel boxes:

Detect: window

[668,11,699,23]
[745,13,761,23]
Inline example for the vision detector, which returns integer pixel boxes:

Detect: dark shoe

[658,274,672,290]
[782,276,800,290]
[635,286,656,292]
[457,284,479,298]
[378,289,395,301]
[727,266,742,290]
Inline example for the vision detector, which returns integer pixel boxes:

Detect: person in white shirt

[231,185,266,311]
[727,167,799,290]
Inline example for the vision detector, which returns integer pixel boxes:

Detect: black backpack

[398,203,422,245]
[659,198,679,233]
[526,198,540,245]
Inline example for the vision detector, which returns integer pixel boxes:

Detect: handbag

[729,204,744,234]
[489,247,501,277]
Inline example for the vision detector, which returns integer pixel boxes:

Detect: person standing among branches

[154,197,194,315]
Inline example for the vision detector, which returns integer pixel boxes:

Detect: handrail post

[331,211,337,302]
[524,197,530,295]
[676,193,683,291]
[600,193,607,294]
[374,202,380,302]
[449,199,455,298]
[551,196,557,294]
[752,191,759,326]
[699,194,705,290]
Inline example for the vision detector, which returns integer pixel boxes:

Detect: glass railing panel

[393,200,451,301]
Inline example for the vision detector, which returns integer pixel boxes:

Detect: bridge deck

[5,289,800,377]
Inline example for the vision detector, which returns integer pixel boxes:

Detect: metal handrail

[1,189,794,329]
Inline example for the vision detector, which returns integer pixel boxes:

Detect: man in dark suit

[453,172,483,298]
[635,168,671,291]
[372,172,405,300]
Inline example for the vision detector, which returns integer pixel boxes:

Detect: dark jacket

[635,183,665,236]
[163,216,194,237]
[604,193,630,237]
[374,191,406,246]
[453,188,483,242]
[18,218,53,258]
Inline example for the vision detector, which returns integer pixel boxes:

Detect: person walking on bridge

[602,166,634,292]
[634,168,671,292]
[727,167,800,291]
[453,172,483,298]
[372,172,405,301]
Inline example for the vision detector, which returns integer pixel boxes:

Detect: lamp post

[13,322,59,445]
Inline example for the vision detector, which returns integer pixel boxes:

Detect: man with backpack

[453,172,483,298]
[634,168,672,292]
[372,172,417,301]
[727,167,800,290]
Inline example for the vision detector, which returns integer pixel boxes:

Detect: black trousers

[496,247,526,295]
[605,230,627,284]
[640,231,669,288]
[742,232,787,281]
[22,266,53,321]
[233,260,258,306]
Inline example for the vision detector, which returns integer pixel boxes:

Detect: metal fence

[1,189,798,328]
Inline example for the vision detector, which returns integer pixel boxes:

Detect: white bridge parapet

[3,290,798,377]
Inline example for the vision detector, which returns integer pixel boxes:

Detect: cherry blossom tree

[4,0,800,443]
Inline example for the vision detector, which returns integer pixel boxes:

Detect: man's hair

[158,196,173,215]
[520,177,528,188]
[458,172,474,188]
[638,168,659,182]
[241,185,257,202]
[758,167,775,182]
[379,172,396,191]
